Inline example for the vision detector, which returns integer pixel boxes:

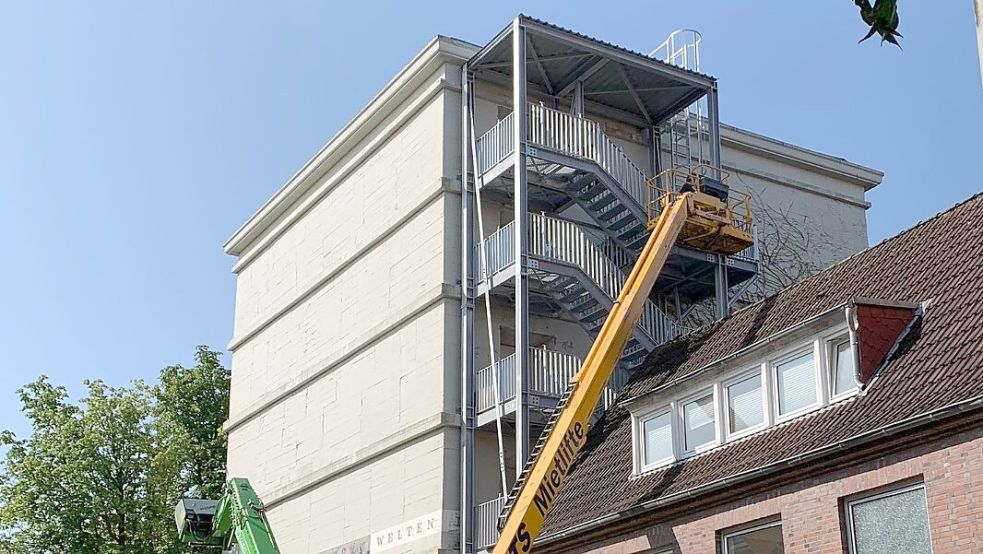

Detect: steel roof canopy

[468,15,716,127]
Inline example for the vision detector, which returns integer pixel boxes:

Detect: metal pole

[976,0,983,90]
[512,18,531,475]
[707,82,722,177]
[459,64,475,554]
[647,126,661,177]
[573,80,584,117]
[715,255,729,320]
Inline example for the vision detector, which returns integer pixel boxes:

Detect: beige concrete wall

[226,46,468,552]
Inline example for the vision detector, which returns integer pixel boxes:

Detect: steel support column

[459,65,475,554]
[715,255,729,319]
[707,83,722,175]
[647,126,661,177]
[512,19,531,475]
[572,80,584,117]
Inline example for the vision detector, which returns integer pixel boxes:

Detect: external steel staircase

[475,214,678,351]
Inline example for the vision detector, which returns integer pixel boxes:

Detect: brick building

[534,193,983,554]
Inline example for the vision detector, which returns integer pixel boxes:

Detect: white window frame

[678,387,717,456]
[722,367,767,440]
[721,520,784,554]
[634,405,676,473]
[844,483,933,554]
[629,324,866,477]
[827,333,860,401]
[770,345,821,422]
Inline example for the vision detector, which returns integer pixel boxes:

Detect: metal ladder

[497,380,578,531]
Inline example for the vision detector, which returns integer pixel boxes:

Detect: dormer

[628,297,920,475]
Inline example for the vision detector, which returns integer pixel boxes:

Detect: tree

[155,346,230,500]
[0,346,230,554]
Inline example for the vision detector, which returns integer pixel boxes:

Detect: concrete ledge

[224,283,462,433]
[227,177,461,351]
[725,160,872,210]
[262,411,461,509]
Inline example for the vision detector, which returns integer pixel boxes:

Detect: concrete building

[535,192,983,554]
[222,17,881,554]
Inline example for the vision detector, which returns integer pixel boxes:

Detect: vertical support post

[572,80,584,117]
[647,126,661,177]
[459,64,475,554]
[512,18,531,476]
[714,255,729,320]
[706,83,722,177]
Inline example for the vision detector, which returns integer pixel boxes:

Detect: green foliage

[0,346,230,554]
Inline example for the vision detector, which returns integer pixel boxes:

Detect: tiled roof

[541,192,983,540]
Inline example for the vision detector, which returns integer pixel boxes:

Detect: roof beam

[617,64,652,124]
[556,57,608,97]
[477,52,591,70]
[585,84,694,96]
[527,37,555,95]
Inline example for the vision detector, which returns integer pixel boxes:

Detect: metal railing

[474,104,648,210]
[476,112,515,176]
[475,496,506,548]
[528,103,648,209]
[528,214,678,346]
[474,223,516,281]
[476,347,580,413]
[733,225,758,263]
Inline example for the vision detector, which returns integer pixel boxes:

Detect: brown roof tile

[541,192,983,539]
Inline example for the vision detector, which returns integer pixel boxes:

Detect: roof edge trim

[224,35,475,258]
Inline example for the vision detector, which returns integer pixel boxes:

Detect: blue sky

[1,2,980,439]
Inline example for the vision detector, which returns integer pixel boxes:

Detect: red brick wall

[561,428,983,554]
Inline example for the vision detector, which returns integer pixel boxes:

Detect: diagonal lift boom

[492,171,754,554]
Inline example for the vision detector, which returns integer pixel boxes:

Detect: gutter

[539,393,983,547]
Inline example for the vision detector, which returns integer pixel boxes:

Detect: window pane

[724,523,785,554]
[683,392,715,450]
[776,352,816,415]
[850,487,931,554]
[727,373,763,434]
[833,340,858,396]
[643,412,672,465]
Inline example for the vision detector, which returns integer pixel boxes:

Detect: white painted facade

[223,35,882,554]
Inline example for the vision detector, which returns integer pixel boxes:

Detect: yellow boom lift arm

[492,168,754,554]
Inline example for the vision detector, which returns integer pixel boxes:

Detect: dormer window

[682,390,716,452]
[641,409,673,469]
[725,372,764,436]
[830,336,859,398]
[630,299,919,476]
[774,349,818,418]
[632,326,861,475]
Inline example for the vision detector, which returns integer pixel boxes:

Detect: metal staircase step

[607,212,637,231]
[560,287,590,304]
[575,181,605,201]
[597,204,628,222]
[566,295,598,312]
[617,223,646,240]
[586,192,616,212]
[576,305,607,323]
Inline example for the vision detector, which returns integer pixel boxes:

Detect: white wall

[226,52,467,553]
